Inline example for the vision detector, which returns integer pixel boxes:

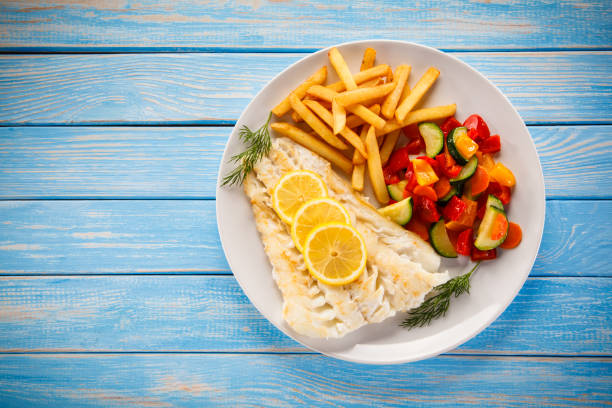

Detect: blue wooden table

[0,1,611,406]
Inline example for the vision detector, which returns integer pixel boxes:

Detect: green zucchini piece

[447,127,469,165]
[474,206,508,250]
[418,122,444,158]
[378,197,413,226]
[485,194,504,212]
[429,219,458,258]
[438,184,459,203]
[387,180,408,202]
[450,155,478,183]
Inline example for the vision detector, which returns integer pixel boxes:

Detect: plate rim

[215,39,546,364]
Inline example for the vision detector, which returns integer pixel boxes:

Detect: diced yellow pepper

[489,162,516,187]
[412,158,439,186]
[480,153,496,172]
[455,134,479,159]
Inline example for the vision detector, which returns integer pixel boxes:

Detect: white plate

[216,40,545,364]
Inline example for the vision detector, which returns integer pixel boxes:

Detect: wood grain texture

[0,125,610,199]
[0,276,609,355]
[0,52,610,125]
[1,0,611,51]
[0,200,609,276]
[0,354,609,407]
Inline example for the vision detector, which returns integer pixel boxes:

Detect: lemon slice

[303,222,367,286]
[272,170,328,224]
[291,198,351,252]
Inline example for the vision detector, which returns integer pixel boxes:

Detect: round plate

[216,40,545,364]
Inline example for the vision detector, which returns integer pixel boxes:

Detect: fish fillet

[244,136,449,338]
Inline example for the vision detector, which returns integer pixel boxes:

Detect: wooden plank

[0,52,610,125]
[0,354,609,407]
[0,276,608,355]
[0,200,609,276]
[1,0,611,51]
[0,126,610,199]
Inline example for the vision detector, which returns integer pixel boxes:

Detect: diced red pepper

[477,194,488,220]
[414,195,440,223]
[386,146,412,173]
[471,247,497,261]
[463,114,490,143]
[443,195,467,221]
[456,228,473,256]
[383,166,401,185]
[405,217,430,241]
[387,199,398,205]
[403,137,424,155]
[440,116,462,136]
[487,181,511,205]
[479,135,501,153]
[416,155,440,175]
[435,152,462,178]
[403,161,418,192]
[402,124,421,140]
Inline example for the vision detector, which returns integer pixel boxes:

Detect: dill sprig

[401,262,481,330]
[221,112,273,187]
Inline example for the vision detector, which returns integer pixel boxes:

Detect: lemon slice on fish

[272,170,328,224]
[303,222,367,286]
[291,198,351,252]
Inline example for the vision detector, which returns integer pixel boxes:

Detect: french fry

[365,125,390,204]
[381,65,411,119]
[377,104,457,136]
[346,103,386,129]
[379,129,401,166]
[334,82,395,107]
[346,104,381,129]
[328,47,357,91]
[385,65,393,83]
[271,122,353,174]
[351,125,369,191]
[291,110,303,123]
[306,85,336,103]
[359,77,382,88]
[272,66,327,117]
[327,64,389,92]
[303,99,368,158]
[360,47,376,71]
[399,81,411,105]
[288,93,348,150]
[395,67,440,122]
[332,98,346,134]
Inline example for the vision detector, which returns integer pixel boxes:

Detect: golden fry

[381,65,411,119]
[346,104,381,129]
[395,67,440,122]
[351,125,369,191]
[379,129,401,166]
[270,122,353,174]
[346,103,386,129]
[289,93,348,150]
[334,82,395,107]
[272,66,327,117]
[291,110,303,123]
[365,125,390,204]
[328,47,357,91]
[332,98,346,134]
[360,47,376,71]
[377,104,457,136]
[303,99,368,158]
[306,85,336,103]
[327,64,389,92]
[359,77,382,88]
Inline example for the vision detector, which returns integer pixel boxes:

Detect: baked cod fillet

[244,137,449,338]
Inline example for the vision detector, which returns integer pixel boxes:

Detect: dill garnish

[221,112,273,187]
[401,262,481,330]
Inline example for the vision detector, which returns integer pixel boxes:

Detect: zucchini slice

[429,219,458,258]
[447,127,469,165]
[438,184,459,203]
[418,122,444,158]
[485,194,504,212]
[378,197,413,226]
[474,206,508,250]
[450,155,478,183]
[387,180,408,202]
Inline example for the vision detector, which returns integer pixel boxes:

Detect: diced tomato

[471,247,497,261]
[463,114,490,143]
[386,146,412,173]
[413,185,438,202]
[479,135,501,153]
[414,195,440,223]
[487,181,511,205]
[443,196,467,221]
[440,116,462,136]
[456,228,473,256]
[383,166,401,185]
[402,124,421,140]
[405,217,430,241]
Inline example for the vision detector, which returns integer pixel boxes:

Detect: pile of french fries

[270,46,456,204]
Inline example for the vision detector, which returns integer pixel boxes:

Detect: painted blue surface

[0,1,610,406]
